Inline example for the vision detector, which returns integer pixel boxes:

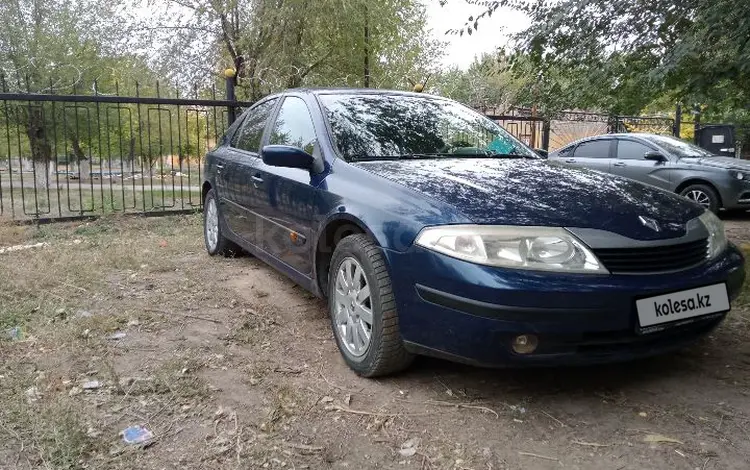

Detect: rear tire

[679,184,720,213]
[328,234,414,377]
[203,189,239,257]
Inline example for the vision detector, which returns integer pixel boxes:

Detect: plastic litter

[82,380,102,390]
[399,437,420,457]
[6,327,22,340]
[107,332,126,340]
[121,425,153,445]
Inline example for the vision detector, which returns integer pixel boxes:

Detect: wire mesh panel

[0,82,250,221]
[548,111,611,151]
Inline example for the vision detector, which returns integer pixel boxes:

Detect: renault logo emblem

[638,215,661,232]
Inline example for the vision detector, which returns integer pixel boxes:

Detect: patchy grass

[2,215,750,470]
[0,187,201,220]
[0,214,223,469]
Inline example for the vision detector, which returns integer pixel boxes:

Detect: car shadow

[720,209,750,220]
[379,345,722,402]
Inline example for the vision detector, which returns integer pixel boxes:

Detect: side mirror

[262,145,314,170]
[644,151,667,162]
[534,148,549,158]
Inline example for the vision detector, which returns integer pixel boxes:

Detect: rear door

[249,95,322,276]
[612,138,672,189]
[568,139,614,173]
[222,98,279,244]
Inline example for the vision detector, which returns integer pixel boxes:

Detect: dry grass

[2,215,750,470]
[0,214,223,469]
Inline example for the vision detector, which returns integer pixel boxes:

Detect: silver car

[549,133,750,213]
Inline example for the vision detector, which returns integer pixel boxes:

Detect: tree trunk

[25,107,52,188]
[364,6,370,88]
[71,136,89,180]
[128,136,136,174]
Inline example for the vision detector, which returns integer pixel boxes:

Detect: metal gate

[0,83,251,222]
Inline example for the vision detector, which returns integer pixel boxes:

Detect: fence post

[674,103,682,137]
[224,68,237,125]
[607,115,619,134]
[541,119,550,151]
[693,106,701,145]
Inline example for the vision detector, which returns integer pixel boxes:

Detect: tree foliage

[134,0,444,100]
[451,0,749,119]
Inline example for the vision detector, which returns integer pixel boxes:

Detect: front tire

[203,189,238,257]
[679,184,720,213]
[328,234,414,377]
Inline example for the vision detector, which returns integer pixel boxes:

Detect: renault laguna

[201,89,745,376]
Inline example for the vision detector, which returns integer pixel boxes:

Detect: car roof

[285,87,450,100]
[556,133,671,150]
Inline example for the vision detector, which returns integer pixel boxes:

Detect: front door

[221,98,279,245]
[250,96,321,276]
[612,138,672,190]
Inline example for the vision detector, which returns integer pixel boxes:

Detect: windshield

[318,94,538,161]
[642,135,715,158]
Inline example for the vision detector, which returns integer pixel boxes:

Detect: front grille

[594,238,709,274]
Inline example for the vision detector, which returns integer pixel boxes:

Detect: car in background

[201,90,744,376]
[549,133,750,213]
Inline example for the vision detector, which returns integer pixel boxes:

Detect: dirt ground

[1,214,750,470]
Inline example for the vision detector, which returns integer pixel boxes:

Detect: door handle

[215,164,224,173]
[613,162,626,167]
[565,159,576,163]
[251,174,263,186]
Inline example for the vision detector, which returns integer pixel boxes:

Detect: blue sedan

[201,89,745,376]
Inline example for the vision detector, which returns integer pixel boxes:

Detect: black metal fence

[1,84,733,223]
[0,83,252,222]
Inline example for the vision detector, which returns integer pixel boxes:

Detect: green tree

[452,0,749,119]
[131,0,444,100]
[0,0,131,186]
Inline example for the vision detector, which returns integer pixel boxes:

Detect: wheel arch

[313,214,379,298]
[202,180,212,203]
[675,178,723,207]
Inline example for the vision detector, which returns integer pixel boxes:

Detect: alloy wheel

[685,189,711,208]
[333,257,373,357]
[205,197,219,251]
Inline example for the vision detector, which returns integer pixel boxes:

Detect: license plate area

[636,283,729,333]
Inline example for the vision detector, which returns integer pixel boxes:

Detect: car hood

[681,156,750,171]
[352,158,704,240]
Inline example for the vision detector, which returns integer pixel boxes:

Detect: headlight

[414,225,608,273]
[730,170,750,180]
[699,210,728,258]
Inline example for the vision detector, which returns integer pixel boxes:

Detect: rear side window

[617,140,654,160]
[232,98,278,152]
[574,140,611,158]
[269,97,318,154]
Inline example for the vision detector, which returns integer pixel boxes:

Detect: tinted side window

[574,140,611,158]
[269,97,317,154]
[617,140,653,160]
[233,99,278,152]
[557,145,574,157]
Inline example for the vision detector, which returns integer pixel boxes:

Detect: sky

[425,1,530,70]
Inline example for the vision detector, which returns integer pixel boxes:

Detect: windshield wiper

[483,151,536,159]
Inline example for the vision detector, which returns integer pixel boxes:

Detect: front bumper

[717,177,750,209]
[384,244,745,367]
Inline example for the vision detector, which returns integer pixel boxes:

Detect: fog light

[512,334,538,354]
